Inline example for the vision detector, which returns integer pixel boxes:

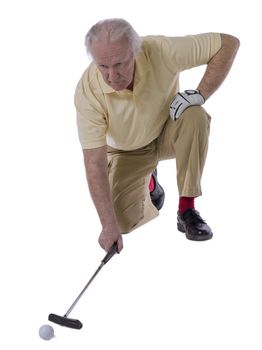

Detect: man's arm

[83,146,123,252]
[170,33,240,120]
[197,33,240,100]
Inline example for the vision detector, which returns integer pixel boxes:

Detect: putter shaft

[64,262,104,317]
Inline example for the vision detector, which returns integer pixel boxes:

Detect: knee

[181,106,211,130]
[113,199,144,234]
[117,219,136,234]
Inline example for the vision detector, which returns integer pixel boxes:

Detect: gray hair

[85,18,141,56]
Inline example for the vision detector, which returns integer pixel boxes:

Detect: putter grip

[102,242,118,264]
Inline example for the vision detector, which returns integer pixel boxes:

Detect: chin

[112,85,126,91]
[110,79,132,91]
[113,86,126,91]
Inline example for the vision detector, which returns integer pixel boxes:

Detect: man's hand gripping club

[99,225,123,253]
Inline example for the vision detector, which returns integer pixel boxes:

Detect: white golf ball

[39,324,55,340]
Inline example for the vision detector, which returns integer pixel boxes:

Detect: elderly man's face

[90,36,135,91]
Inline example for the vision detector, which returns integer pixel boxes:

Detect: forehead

[90,37,133,65]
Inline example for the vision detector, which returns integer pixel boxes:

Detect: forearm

[83,146,118,230]
[197,33,240,100]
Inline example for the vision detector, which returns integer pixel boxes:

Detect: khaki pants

[107,106,211,233]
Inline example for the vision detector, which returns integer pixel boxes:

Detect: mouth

[111,81,123,86]
[110,82,125,90]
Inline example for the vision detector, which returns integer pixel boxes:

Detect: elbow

[82,146,108,168]
[232,35,240,51]
[220,33,240,53]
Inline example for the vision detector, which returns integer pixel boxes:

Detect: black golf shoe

[150,169,165,211]
[177,208,213,241]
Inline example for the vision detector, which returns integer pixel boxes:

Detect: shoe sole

[177,223,213,241]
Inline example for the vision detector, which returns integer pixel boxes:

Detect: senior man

[75,18,239,252]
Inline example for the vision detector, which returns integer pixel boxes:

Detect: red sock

[149,175,155,192]
[178,197,195,214]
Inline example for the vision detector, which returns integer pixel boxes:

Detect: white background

[1,0,261,349]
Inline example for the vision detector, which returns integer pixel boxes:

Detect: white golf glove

[169,89,205,121]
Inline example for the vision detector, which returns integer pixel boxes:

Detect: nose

[108,68,120,82]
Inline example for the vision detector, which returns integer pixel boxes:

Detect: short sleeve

[74,75,107,150]
[160,33,221,73]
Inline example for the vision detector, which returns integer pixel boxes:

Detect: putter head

[48,313,83,329]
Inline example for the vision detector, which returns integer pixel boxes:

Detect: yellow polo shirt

[75,33,221,150]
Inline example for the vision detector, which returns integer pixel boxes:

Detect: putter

[48,242,118,329]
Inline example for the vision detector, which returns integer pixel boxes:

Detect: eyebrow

[99,62,122,68]
[96,51,133,68]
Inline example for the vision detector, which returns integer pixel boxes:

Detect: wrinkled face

[90,36,135,91]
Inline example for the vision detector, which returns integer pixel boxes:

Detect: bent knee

[181,106,211,128]
[114,200,144,234]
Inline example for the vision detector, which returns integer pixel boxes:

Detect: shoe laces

[184,209,206,225]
